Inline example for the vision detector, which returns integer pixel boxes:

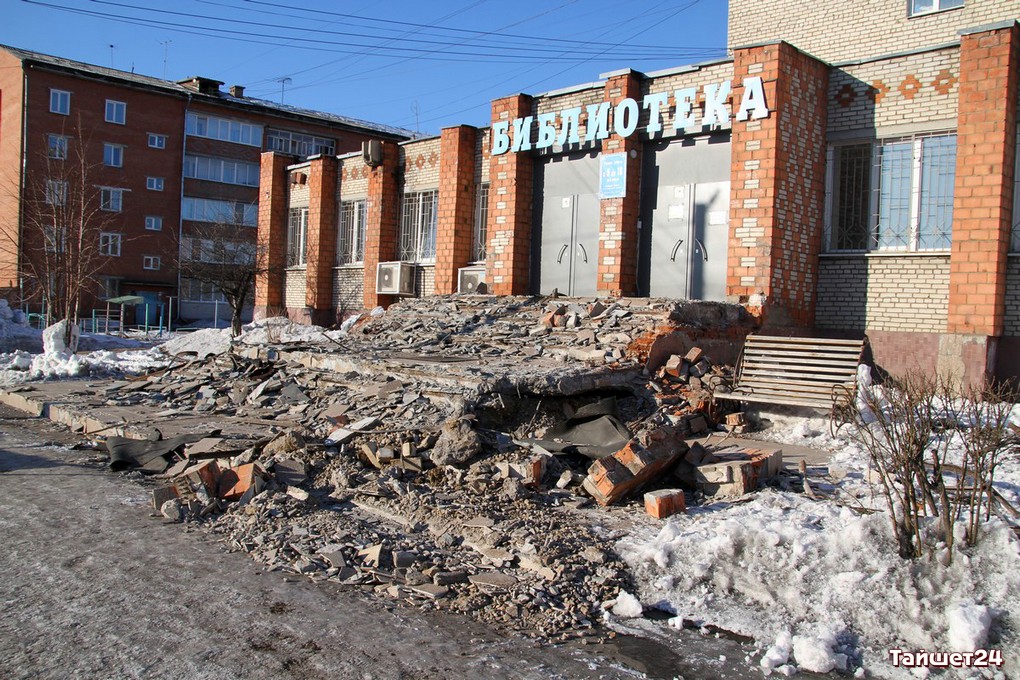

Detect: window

[265,129,336,157]
[100,188,124,212]
[1013,128,1020,252]
[337,200,366,265]
[49,89,70,115]
[44,180,67,206]
[181,237,254,265]
[47,134,68,160]
[399,190,438,262]
[99,232,122,256]
[826,133,957,252]
[43,225,66,253]
[909,0,964,16]
[101,277,120,300]
[148,133,167,149]
[181,197,258,226]
[183,154,259,186]
[472,183,489,262]
[103,143,124,168]
[185,112,262,146]
[143,255,161,270]
[144,216,163,231]
[180,278,226,303]
[287,208,308,267]
[105,100,126,125]
[146,177,165,191]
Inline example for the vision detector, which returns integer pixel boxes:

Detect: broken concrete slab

[273,459,308,487]
[325,416,381,446]
[468,572,517,593]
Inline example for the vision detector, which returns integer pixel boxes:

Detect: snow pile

[81,347,170,376]
[236,316,333,345]
[0,300,42,353]
[947,601,992,652]
[618,487,1020,678]
[28,320,84,379]
[610,590,644,618]
[160,327,232,358]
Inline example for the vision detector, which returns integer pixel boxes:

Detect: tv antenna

[275,77,292,104]
[159,40,172,79]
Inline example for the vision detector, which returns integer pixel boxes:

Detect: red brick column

[728,42,828,328]
[598,70,642,296]
[487,94,533,295]
[942,22,1019,384]
[304,154,339,325]
[362,141,401,309]
[254,151,291,319]
[435,125,478,294]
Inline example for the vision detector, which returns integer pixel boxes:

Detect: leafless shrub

[845,371,1019,563]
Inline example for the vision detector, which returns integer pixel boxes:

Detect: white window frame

[287,207,308,267]
[265,129,336,157]
[43,225,67,253]
[45,179,67,206]
[185,112,263,147]
[103,143,124,168]
[100,187,124,212]
[49,89,70,115]
[825,132,957,253]
[142,255,161,271]
[146,176,165,191]
[47,134,68,160]
[99,232,122,257]
[337,199,367,266]
[183,154,259,187]
[101,276,120,300]
[909,0,964,17]
[144,216,163,231]
[105,99,126,125]
[180,277,226,303]
[147,133,167,149]
[472,183,489,263]
[398,190,438,263]
[181,197,258,226]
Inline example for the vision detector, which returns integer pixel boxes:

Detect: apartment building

[0,45,412,323]
[260,0,1019,385]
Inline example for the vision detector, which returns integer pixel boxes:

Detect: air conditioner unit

[362,140,383,168]
[457,266,486,294]
[376,261,415,296]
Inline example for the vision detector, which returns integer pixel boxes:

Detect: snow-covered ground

[617,407,1019,679]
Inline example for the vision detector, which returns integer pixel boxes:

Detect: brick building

[259,1,1019,385]
[0,45,412,324]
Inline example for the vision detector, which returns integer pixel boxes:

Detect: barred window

[398,190,437,262]
[287,207,308,267]
[337,199,366,266]
[472,183,489,262]
[826,133,956,252]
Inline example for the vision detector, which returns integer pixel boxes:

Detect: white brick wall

[284,268,306,309]
[332,267,363,313]
[828,47,959,135]
[816,255,949,333]
[339,155,369,198]
[402,137,441,191]
[729,0,1017,64]
[1004,258,1020,335]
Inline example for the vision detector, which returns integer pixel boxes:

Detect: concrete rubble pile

[94,295,786,640]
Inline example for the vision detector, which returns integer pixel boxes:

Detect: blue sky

[9,0,729,135]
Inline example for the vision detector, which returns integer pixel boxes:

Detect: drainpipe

[18,66,29,312]
[178,92,191,324]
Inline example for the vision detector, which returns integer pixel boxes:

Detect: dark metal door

[535,153,599,296]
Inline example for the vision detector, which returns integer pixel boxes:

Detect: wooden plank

[742,354,861,368]
[745,336,864,347]
[743,347,863,359]
[741,363,858,377]
[740,376,855,389]
[738,381,841,396]
[727,390,831,408]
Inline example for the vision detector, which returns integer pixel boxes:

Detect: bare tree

[174,221,268,336]
[0,123,120,343]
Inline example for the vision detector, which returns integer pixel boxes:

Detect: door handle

[556,244,568,264]
[577,243,588,263]
[695,238,707,262]
[669,239,684,262]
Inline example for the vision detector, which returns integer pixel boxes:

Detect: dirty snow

[618,403,1020,679]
